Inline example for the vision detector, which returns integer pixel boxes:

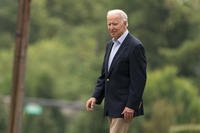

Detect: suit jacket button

[106,78,110,82]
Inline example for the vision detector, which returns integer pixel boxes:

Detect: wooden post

[8,0,31,133]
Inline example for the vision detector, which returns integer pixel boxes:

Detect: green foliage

[0,0,200,132]
[142,99,175,133]
[34,72,55,98]
[0,49,13,95]
[23,107,67,133]
[66,106,108,133]
[0,101,7,133]
[143,66,200,132]
[25,39,101,100]
[160,39,200,77]
[23,72,67,133]
[0,0,17,49]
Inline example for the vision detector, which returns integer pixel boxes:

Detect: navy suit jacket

[92,33,147,118]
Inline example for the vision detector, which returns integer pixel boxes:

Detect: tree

[0,101,7,133]
[0,0,17,49]
[66,106,108,133]
[23,73,67,133]
[141,66,200,132]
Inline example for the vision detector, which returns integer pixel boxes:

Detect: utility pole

[8,0,31,133]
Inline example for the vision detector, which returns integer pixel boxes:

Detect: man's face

[107,14,127,39]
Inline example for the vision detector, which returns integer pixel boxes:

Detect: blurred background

[0,0,200,132]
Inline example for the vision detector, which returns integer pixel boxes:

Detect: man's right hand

[85,97,96,111]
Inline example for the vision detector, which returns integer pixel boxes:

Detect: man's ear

[125,21,128,27]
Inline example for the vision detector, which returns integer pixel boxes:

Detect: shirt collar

[112,30,129,45]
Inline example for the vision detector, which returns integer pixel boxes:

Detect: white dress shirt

[108,30,129,70]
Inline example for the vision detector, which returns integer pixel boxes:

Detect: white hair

[107,9,128,22]
[107,9,128,27]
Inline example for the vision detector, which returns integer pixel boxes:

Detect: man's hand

[85,97,96,111]
[121,107,135,120]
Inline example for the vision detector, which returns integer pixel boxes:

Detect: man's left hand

[121,107,135,120]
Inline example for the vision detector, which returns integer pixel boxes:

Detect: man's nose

[109,25,114,30]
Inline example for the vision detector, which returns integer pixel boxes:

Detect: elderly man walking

[86,9,147,133]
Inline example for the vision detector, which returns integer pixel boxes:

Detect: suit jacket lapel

[105,41,114,75]
[108,34,130,75]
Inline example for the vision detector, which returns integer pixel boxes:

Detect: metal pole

[8,0,31,133]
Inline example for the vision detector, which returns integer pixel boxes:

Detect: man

[86,9,147,133]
